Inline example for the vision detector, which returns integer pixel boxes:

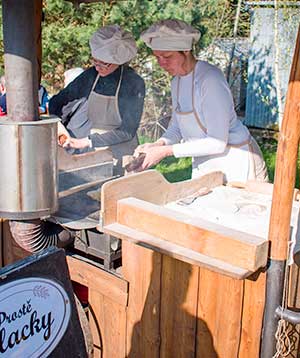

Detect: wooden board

[67,255,128,358]
[116,197,268,272]
[239,271,266,357]
[196,268,244,358]
[101,170,224,225]
[58,146,112,171]
[104,222,251,279]
[89,288,127,358]
[160,256,199,357]
[67,255,128,306]
[122,240,161,357]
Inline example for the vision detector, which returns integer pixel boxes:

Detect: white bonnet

[141,19,200,51]
[90,25,137,65]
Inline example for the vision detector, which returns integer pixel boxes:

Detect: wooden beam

[104,222,252,279]
[116,197,268,272]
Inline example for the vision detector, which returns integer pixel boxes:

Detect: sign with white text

[0,277,71,357]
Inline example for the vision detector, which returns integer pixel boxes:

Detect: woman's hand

[137,145,174,171]
[57,121,71,147]
[67,137,91,149]
[134,139,165,157]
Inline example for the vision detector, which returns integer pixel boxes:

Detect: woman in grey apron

[51,25,145,175]
[134,19,268,183]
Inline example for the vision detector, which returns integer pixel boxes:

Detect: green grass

[138,134,300,186]
[259,137,300,188]
[155,156,192,182]
[138,135,192,182]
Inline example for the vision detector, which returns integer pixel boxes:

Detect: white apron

[88,67,138,175]
[175,70,268,183]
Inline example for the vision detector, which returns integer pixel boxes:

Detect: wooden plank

[67,255,128,306]
[117,198,268,271]
[239,271,266,358]
[103,223,251,279]
[67,257,128,357]
[89,288,126,358]
[100,170,224,225]
[88,288,102,352]
[196,269,244,358]
[122,240,161,357]
[245,181,300,201]
[58,146,112,171]
[160,256,199,357]
[288,264,300,307]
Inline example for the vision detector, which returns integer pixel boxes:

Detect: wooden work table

[93,170,276,357]
[99,170,274,279]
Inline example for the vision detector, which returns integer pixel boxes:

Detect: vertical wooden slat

[159,256,199,357]
[89,288,127,358]
[239,272,266,358]
[288,264,300,308]
[196,269,244,358]
[89,288,103,355]
[122,240,161,357]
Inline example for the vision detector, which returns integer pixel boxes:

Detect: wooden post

[268,26,300,261]
[261,25,300,358]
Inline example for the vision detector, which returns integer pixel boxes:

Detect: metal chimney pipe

[1,0,74,251]
[2,0,39,122]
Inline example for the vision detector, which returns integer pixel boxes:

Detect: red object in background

[72,281,89,305]
[0,106,6,116]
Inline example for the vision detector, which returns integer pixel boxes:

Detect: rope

[273,319,292,358]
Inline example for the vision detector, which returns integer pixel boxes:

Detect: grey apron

[88,67,138,175]
[175,69,268,182]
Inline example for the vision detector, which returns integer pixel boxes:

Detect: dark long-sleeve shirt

[49,66,145,147]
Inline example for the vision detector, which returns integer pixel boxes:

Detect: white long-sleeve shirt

[161,61,250,158]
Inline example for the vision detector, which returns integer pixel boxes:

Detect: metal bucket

[0,117,58,219]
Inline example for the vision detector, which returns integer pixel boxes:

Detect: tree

[0,0,250,136]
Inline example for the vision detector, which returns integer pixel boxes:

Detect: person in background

[64,67,84,88]
[49,24,145,166]
[0,76,7,116]
[38,84,50,114]
[0,75,49,115]
[134,19,268,183]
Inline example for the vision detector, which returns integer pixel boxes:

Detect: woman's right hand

[134,140,164,157]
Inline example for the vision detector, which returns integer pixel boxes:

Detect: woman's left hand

[137,145,173,171]
[66,137,91,149]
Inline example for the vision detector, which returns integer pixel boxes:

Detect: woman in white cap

[49,25,145,171]
[135,19,268,183]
